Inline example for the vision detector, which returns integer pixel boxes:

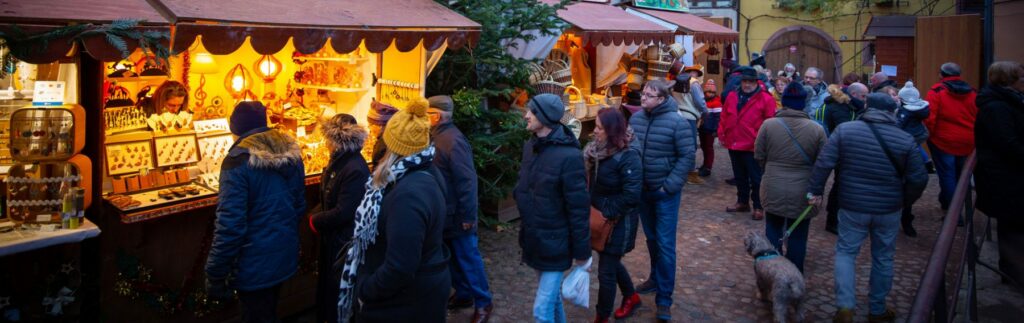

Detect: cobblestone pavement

[445,144,1024,323]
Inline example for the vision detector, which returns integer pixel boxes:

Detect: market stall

[3,0,479,321]
[626,7,739,92]
[0,0,171,319]
[529,0,672,138]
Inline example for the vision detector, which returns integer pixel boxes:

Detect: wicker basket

[535,81,566,95]
[565,86,588,120]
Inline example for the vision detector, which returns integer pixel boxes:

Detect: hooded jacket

[808,110,929,214]
[629,95,696,194]
[755,109,828,218]
[818,85,865,134]
[431,121,479,239]
[925,76,978,155]
[897,99,931,144]
[515,125,591,271]
[805,82,830,115]
[974,84,1024,220]
[720,85,776,152]
[206,128,307,291]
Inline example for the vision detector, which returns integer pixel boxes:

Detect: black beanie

[527,94,565,128]
[866,93,897,112]
[230,101,268,136]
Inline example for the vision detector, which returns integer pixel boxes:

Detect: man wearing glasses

[803,67,830,116]
[629,80,696,323]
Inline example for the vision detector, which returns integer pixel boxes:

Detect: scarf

[337,145,435,322]
[583,128,634,178]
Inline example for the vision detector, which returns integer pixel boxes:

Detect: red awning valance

[632,8,738,44]
[160,0,481,54]
[545,0,674,46]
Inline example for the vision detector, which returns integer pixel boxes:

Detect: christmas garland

[0,19,170,79]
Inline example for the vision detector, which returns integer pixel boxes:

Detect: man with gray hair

[428,95,495,322]
[869,72,896,93]
[803,67,830,115]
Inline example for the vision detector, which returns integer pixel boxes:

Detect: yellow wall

[738,0,956,77]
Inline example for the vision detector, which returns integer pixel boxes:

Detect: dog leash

[780,205,814,245]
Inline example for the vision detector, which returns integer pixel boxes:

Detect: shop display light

[254,55,282,82]
[224,64,253,99]
[191,52,219,109]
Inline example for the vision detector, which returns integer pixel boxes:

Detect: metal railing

[908,152,1023,322]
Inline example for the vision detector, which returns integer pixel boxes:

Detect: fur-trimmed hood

[232,129,303,169]
[320,118,368,154]
[825,84,850,104]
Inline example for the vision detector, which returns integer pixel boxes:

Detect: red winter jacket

[924,76,978,156]
[719,88,776,152]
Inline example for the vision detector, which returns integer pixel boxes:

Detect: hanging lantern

[253,55,282,82]
[224,64,253,98]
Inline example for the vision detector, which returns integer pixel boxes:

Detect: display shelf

[293,84,372,93]
[0,219,101,257]
[294,56,370,63]
[106,75,167,83]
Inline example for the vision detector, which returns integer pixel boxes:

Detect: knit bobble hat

[528,94,565,128]
[703,79,717,93]
[780,81,808,110]
[230,101,268,136]
[898,81,922,102]
[867,92,898,112]
[382,97,431,156]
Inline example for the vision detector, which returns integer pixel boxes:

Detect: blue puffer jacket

[515,125,591,272]
[206,128,307,291]
[629,96,696,194]
[808,110,928,214]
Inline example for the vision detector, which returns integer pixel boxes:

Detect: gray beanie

[427,95,454,112]
[866,92,898,112]
[527,94,564,128]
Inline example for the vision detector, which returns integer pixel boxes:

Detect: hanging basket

[535,81,566,96]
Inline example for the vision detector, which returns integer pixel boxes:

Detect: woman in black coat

[585,108,643,322]
[337,98,449,323]
[975,61,1024,286]
[309,114,369,323]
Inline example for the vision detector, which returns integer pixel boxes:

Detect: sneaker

[868,309,896,323]
[636,279,657,294]
[833,308,854,323]
[698,167,712,177]
[687,171,705,185]
[656,305,671,322]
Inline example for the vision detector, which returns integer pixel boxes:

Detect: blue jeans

[928,142,967,210]
[534,271,566,323]
[765,212,810,273]
[446,234,493,308]
[728,150,763,209]
[640,189,681,307]
[834,208,900,315]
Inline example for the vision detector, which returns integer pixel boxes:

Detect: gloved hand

[205,278,233,301]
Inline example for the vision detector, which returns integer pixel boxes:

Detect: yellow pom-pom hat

[382,97,431,156]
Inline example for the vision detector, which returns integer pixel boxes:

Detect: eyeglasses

[641,93,662,99]
[803,76,818,81]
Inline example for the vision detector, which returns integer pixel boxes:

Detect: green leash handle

[781,205,814,242]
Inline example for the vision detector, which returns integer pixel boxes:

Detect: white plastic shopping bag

[561,257,592,308]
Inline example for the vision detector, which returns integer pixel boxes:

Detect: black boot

[901,208,917,237]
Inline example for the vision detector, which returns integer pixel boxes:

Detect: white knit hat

[899,81,929,111]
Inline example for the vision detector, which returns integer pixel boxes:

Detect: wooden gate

[762,25,843,84]
[914,15,981,91]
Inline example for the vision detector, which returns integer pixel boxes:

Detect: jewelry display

[146,111,194,133]
[193,118,230,134]
[104,141,154,176]
[197,134,234,172]
[104,106,148,134]
[153,134,198,167]
[9,106,80,161]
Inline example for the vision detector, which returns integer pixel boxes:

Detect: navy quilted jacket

[808,110,928,214]
[206,128,307,291]
[629,96,696,194]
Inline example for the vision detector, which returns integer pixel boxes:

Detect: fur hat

[382,98,431,156]
[703,79,717,93]
[230,101,268,136]
[527,93,565,128]
[368,99,399,126]
[867,92,898,111]
[781,82,808,110]
[427,95,454,112]
[320,113,368,153]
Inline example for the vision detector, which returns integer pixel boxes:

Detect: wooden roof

[864,15,917,38]
[543,0,674,46]
[632,8,738,44]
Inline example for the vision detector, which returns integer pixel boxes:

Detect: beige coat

[754,109,828,219]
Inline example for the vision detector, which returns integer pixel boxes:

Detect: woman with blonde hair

[336,98,449,322]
